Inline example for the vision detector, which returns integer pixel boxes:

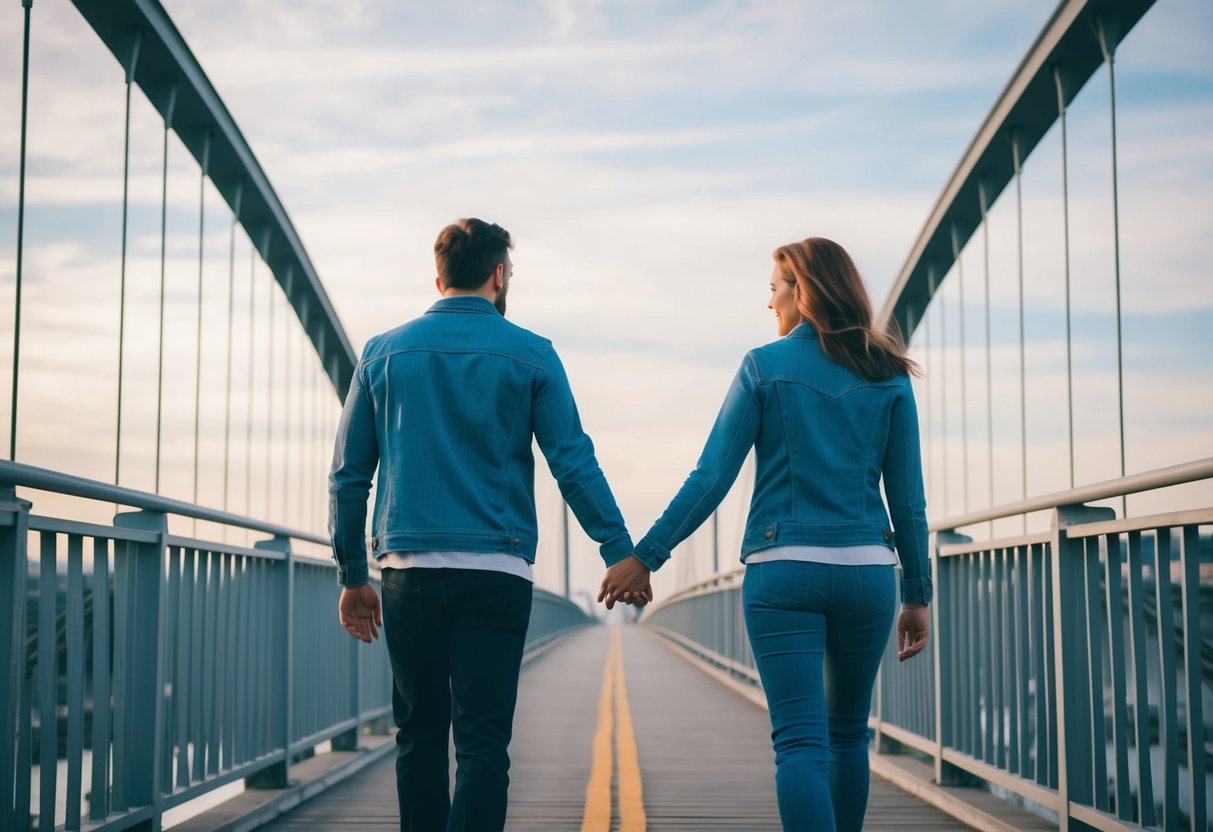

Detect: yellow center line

[613,629,647,831]
[580,628,647,832]
[581,630,615,832]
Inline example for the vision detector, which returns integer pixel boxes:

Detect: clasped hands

[596,555,653,610]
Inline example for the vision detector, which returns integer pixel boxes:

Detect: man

[329,217,652,831]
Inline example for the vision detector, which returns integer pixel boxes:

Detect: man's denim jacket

[633,322,932,605]
[328,296,632,587]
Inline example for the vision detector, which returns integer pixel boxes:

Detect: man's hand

[339,583,383,644]
[897,603,930,662]
[597,556,654,610]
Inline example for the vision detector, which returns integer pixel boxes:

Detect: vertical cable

[245,246,256,520]
[934,266,950,516]
[297,317,307,527]
[1097,20,1128,516]
[562,502,571,598]
[316,350,324,534]
[979,182,995,531]
[1012,132,1028,531]
[193,134,211,522]
[951,225,970,513]
[10,0,33,461]
[154,85,179,493]
[712,511,719,573]
[317,356,324,534]
[923,299,933,513]
[291,299,300,528]
[282,289,294,528]
[1054,66,1076,489]
[266,272,276,520]
[223,185,243,515]
[115,34,142,483]
[309,350,318,534]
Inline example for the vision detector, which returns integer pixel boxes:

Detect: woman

[605,237,932,831]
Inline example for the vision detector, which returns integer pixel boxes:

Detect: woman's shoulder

[743,335,824,383]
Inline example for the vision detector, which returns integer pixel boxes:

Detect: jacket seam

[773,380,796,518]
[359,344,545,371]
[497,366,531,515]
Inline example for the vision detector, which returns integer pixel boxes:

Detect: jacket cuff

[335,555,370,588]
[901,575,933,606]
[599,531,635,567]
[632,536,671,572]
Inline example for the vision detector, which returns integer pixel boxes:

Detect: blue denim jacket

[328,296,633,587]
[633,322,932,605]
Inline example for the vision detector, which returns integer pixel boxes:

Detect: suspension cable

[154,84,179,493]
[115,33,142,484]
[11,0,34,461]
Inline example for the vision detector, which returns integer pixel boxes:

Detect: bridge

[2,0,1210,830]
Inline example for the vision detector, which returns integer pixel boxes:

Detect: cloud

[2,0,1210,598]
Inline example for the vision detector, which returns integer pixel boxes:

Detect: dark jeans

[743,561,896,832]
[381,567,533,832]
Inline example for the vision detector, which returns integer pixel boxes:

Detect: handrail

[875,0,1155,336]
[645,455,1213,617]
[641,567,743,621]
[929,456,1213,532]
[0,459,326,544]
[70,0,357,398]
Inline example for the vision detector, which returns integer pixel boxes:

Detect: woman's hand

[598,556,654,610]
[897,603,930,662]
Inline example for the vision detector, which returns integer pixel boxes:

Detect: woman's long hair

[773,237,920,381]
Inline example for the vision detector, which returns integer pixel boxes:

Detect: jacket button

[764,530,774,540]
[883,530,894,543]
[371,537,379,549]
[512,538,520,546]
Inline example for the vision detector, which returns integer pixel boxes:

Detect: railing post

[246,535,293,789]
[1050,504,1113,832]
[933,530,969,785]
[1,487,31,832]
[113,509,169,831]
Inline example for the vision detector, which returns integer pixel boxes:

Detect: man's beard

[494,284,509,316]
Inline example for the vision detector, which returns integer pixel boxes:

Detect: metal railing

[0,461,594,832]
[640,458,1213,832]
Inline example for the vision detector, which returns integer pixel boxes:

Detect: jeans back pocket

[755,561,816,609]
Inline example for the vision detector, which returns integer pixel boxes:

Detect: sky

[1,0,1210,599]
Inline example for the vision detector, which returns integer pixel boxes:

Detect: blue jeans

[381,567,533,832]
[743,561,896,832]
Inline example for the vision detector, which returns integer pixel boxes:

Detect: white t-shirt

[377,551,534,582]
[744,544,896,566]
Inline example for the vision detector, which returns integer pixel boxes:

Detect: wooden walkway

[258,626,974,830]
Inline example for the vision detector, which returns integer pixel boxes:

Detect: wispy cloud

[1,0,1210,595]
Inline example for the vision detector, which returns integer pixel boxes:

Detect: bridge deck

[258,626,974,830]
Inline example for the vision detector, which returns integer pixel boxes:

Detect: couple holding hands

[329,217,932,832]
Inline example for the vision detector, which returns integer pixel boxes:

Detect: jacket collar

[788,321,819,339]
[426,295,499,315]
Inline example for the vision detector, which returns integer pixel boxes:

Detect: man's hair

[434,218,513,290]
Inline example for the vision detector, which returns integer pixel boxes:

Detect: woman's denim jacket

[328,296,632,587]
[633,322,932,605]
